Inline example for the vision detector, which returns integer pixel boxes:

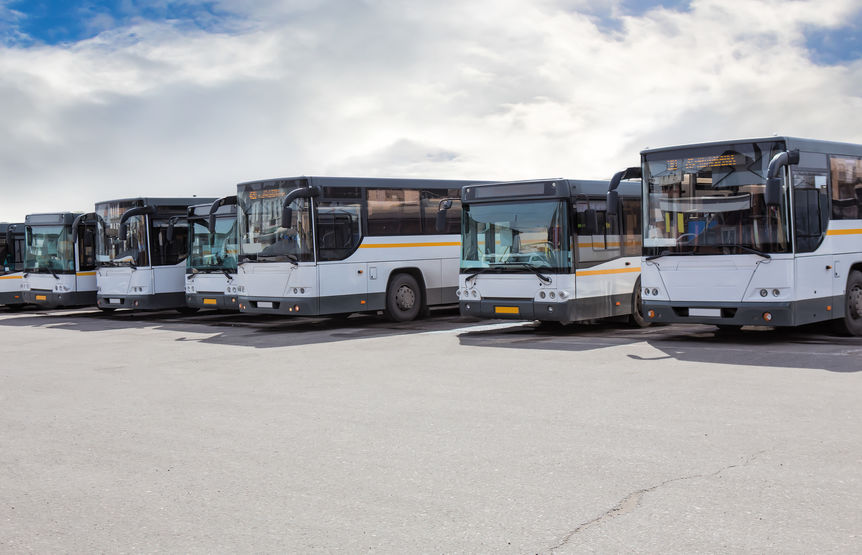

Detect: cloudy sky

[1,0,861,220]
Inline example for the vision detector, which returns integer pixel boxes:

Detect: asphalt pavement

[1,307,860,553]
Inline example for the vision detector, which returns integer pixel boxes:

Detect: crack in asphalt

[545,450,768,553]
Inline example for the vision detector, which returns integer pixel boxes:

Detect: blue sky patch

[3,0,232,45]
[584,0,691,34]
[804,9,862,65]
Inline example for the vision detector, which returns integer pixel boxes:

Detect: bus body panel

[0,272,25,305]
[185,272,239,310]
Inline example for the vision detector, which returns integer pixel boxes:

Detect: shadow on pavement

[0,306,485,349]
[457,320,862,373]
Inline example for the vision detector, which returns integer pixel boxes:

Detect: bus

[184,196,239,311]
[453,178,646,325]
[0,222,26,308]
[624,136,862,335]
[235,176,491,321]
[94,197,215,311]
[20,212,99,308]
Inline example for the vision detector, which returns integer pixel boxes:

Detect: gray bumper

[641,299,835,327]
[460,293,632,324]
[238,296,318,316]
[97,292,186,311]
[186,293,239,311]
[25,290,97,308]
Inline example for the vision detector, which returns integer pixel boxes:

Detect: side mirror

[119,222,128,242]
[26,226,33,246]
[765,177,783,207]
[435,199,454,233]
[281,206,293,229]
[606,190,619,216]
[764,150,799,207]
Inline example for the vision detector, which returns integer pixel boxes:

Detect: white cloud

[0,0,861,220]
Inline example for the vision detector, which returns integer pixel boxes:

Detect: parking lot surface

[1,307,861,553]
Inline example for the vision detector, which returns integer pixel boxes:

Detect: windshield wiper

[645,250,696,262]
[715,244,771,259]
[465,262,551,284]
[222,269,233,279]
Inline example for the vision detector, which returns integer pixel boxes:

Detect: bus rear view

[637,136,862,335]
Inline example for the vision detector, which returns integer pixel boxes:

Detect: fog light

[760,289,768,297]
[548,306,554,312]
[134,301,139,307]
[762,312,773,322]
[465,304,471,310]
[772,289,780,297]
[647,310,656,318]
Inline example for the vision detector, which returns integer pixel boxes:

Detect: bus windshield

[461,200,569,272]
[643,141,790,255]
[95,211,149,267]
[238,181,314,263]
[24,225,75,273]
[188,216,238,271]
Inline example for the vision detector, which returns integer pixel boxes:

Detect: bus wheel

[833,270,862,336]
[628,279,650,328]
[384,273,422,322]
[177,306,200,315]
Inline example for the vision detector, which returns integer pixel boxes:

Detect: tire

[177,306,200,315]
[833,270,862,336]
[384,273,422,322]
[628,278,650,328]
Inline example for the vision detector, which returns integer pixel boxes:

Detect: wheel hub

[395,285,415,311]
[849,285,862,319]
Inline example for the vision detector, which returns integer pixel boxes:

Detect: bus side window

[830,155,862,220]
[367,189,421,236]
[793,169,828,253]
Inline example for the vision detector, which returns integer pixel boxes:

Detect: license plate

[35,295,47,301]
[495,306,519,314]
[257,301,273,309]
[203,298,217,305]
[690,308,721,317]
[109,298,121,304]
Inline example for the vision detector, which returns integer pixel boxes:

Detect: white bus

[0,223,26,308]
[184,196,239,311]
[235,176,490,321]
[20,212,98,308]
[453,179,646,325]
[630,136,862,335]
[94,197,215,312]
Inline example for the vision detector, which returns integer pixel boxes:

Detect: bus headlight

[760,289,768,297]
[559,290,568,298]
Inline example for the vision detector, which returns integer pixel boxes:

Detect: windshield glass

[95,203,150,267]
[461,200,569,272]
[24,225,75,273]
[238,181,314,263]
[643,141,790,255]
[188,215,238,271]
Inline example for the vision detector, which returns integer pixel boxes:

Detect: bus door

[316,201,366,313]
[791,162,831,317]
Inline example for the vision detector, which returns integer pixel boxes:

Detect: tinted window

[421,188,461,234]
[830,156,862,220]
[367,189,421,236]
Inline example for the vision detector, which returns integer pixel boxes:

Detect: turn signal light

[647,310,656,319]
[762,312,773,322]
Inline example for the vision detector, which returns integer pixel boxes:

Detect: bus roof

[463,178,640,203]
[642,136,862,157]
[237,176,495,189]
[25,212,83,225]
[0,223,25,234]
[94,197,214,208]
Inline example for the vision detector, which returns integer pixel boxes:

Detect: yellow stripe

[0,275,23,280]
[494,306,520,314]
[577,267,641,277]
[76,271,96,276]
[826,229,862,236]
[358,241,460,249]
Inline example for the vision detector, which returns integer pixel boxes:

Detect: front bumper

[238,296,318,316]
[0,291,26,306]
[96,292,186,311]
[186,292,239,311]
[25,290,97,308]
[460,293,631,323]
[642,300,803,327]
